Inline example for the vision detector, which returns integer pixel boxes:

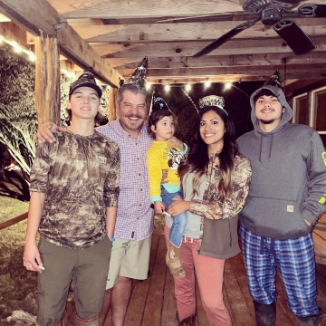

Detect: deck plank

[224,258,254,325]
[142,235,167,325]
[123,232,161,326]
[56,232,326,326]
[316,264,326,311]
[161,269,178,326]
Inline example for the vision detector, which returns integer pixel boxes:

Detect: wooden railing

[0,212,28,231]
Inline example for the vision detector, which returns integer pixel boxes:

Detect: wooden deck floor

[62,231,326,326]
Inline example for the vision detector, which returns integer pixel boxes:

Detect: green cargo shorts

[37,236,111,326]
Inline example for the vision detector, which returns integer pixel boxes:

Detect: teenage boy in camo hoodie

[237,85,326,326]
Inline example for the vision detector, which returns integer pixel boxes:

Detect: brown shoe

[166,242,185,278]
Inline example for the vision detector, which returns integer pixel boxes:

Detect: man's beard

[260,119,274,125]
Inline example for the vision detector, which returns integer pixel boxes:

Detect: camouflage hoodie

[187,153,251,259]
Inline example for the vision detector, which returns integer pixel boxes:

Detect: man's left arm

[303,131,326,225]
[104,145,120,236]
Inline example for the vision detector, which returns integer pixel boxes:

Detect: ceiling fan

[193,0,326,57]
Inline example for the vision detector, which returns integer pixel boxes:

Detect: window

[314,88,326,131]
[313,87,326,147]
[292,93,309,125]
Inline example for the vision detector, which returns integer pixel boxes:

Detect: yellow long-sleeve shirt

[146,140,186,202]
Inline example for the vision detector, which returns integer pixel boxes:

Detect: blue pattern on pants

[240,224,319,317]
[161,187,187,247]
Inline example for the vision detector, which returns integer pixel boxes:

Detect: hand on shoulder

[37,121,65,143]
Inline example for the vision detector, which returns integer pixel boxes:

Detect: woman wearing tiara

[165,95,252,326]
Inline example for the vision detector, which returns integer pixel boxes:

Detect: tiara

[198,95,228,115]
[199,95,225,109]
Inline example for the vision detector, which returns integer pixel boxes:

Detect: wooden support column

[35,34,60,125]
[108,87,118,121]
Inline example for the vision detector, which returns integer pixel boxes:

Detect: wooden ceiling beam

[48,0,241,19]
[56,24,122,87]
[147,76,268,84]
[106,58,144,68]
[67,8,315,26]
[71,18,326,43]
[0,0,122,87]
[0,22,30,48]
[122,64,326,80]
[93,36,326,58]
[114,52,326,70]
[47,0,326,19]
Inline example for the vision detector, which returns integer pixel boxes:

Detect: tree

[0,44,111,189]
[0,43,37,183]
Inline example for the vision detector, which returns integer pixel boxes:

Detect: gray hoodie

[237,85,326,240]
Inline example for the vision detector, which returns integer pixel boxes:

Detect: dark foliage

[0,43,37,185]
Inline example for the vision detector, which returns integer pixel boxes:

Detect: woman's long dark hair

[178,106,238,201]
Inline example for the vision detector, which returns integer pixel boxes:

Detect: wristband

[109,237,115,242]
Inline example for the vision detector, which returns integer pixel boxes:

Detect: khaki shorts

[37,237,111,326]
[106,235,152,289]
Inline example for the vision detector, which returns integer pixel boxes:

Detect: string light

[12,41,22,53]
[164,84,171,93]
[0,35,246,94]
[0,34,35,62]
[224,82,249,98]
[28,53,36,61]
[204,80,212,89]
[145,82,151,91]
[224,82,232,90]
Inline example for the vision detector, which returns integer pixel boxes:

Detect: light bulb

[224,83,232,90]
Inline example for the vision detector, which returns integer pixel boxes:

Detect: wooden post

[35,33,61,125]
[109,87,118,121]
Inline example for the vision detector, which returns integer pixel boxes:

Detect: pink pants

[164,225,232,326]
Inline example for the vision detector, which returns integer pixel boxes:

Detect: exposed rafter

[0,0,122,87]
[1,0,326,84]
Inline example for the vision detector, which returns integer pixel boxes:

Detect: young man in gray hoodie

[237,85,326,326]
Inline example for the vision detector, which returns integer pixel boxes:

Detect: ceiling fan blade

[298,4,326,17]
[273,18,316,55]
[193,19,258,58]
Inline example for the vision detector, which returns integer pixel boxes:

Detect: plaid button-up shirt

[97,119,154,240]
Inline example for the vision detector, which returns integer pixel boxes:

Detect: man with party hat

[237,85,326,326]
